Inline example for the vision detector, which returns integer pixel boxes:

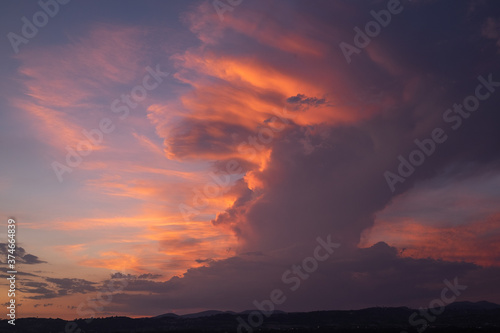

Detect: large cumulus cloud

[110,0,500,316]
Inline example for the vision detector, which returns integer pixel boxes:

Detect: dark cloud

[286,94,326,107]
[195,258,214,263]
[103,243,500,316]
[21,282,58,300]
[45,277,98,295]
[110,272,163,280]
[23,254,46,264]
[0,243,47,264]
[111,272,136,279]
[138,273,163,280]
[0,271,40,279]
[212,124,391,252]
[21,278,98,300]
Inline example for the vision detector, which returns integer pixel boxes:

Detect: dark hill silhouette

[444,300,500,310]
[152,312,179,319]
[179,310,227,318]
[1,301,499,332]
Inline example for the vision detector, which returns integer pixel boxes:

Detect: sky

[0,0,500,320]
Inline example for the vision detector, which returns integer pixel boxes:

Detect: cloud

[138,273,163,280]
[195,258,214,263]
[10,24,149,152]
[286,94,326,108]
[360,170,500,266]
[45,277,98,296]
[22,283,59,300]
[362,215,500,267]
[0,243,47,264]
[104,242,500,316]
[21,278,98,300]
[109,0,500,315]
[7,0,500,316]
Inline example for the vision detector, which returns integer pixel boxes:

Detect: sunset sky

[1,0,500,320]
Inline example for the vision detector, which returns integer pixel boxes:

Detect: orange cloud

[11,99,85,150]
[360,214,500,267]
[11,24,148,152]
[79,251,140,272]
